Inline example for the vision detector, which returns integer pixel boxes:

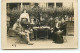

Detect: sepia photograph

[1,0,78,49]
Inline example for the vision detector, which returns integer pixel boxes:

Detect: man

[32,3,41,23]
[7,16,10,32]
[13,19,33,45]
[13,19,22,33]
[19,10,30,22]
[61,18,66,35]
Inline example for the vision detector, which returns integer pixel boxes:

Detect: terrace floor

[7,35,77,49]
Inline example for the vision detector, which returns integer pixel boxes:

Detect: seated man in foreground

[13,19,33,45]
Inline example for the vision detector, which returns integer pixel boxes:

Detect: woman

[53,19,64,44]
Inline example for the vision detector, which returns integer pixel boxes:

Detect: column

[7,3,10,10]
[21,3,23,11]
[46,3,48,9]
[17,3,20,10]
[54,2,56,11]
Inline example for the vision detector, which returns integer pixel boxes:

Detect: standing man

[7,16,10,32]
[32,3,41,23]
[61,18,66,35]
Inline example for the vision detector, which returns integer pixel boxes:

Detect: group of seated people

[8,10,66,45]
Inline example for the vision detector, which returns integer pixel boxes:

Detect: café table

[33,26,50,40]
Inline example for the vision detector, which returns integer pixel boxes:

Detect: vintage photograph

[2,0,78,49]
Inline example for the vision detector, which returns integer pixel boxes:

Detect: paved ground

[7,35,77,49]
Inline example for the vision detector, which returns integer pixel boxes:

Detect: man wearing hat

[12,19,33,45]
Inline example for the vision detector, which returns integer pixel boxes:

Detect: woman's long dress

[54,22,64,44]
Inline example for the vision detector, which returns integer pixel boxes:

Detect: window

[23,3,30,5]
[8,3,21,9]
[56,3,63,7]
[34,3,39,6]
[23,3,30,10]
[48,3,54,8]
